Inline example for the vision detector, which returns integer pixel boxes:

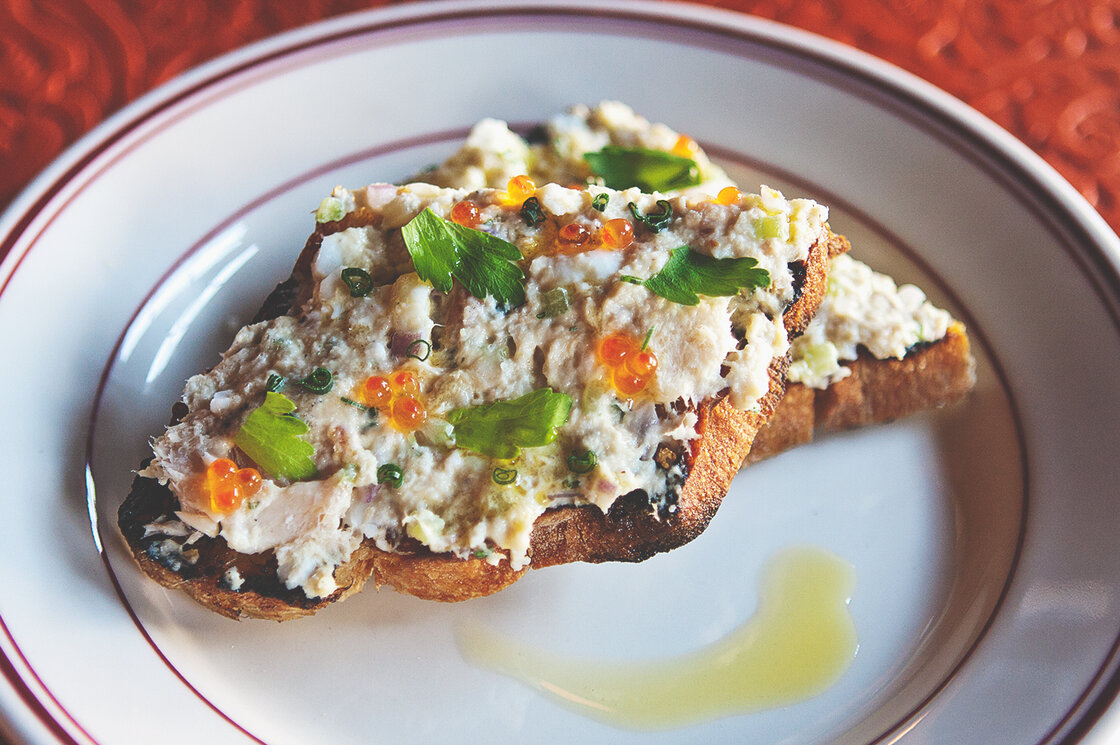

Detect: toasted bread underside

[118,215,834,620]
[746,321,975,463]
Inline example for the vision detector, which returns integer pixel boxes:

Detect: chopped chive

[265,374,286,392]
[641,326,654,351]
[628,200,673,232]
[377,463,404,488]
[519,196,545,227]
[340,396,369,411]
[298,367,334,394]
[492,466,518,485]
[591,193,609,211]
[341,267,373,297]
[566,449,598,474]
[619,275,645,285]
[406,338,432,361]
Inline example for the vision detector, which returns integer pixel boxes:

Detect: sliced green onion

[535,287,570,319]
[341,267,373,297]
[591,193,609,211]
[641,326,654,351]
[519,196,545,227]
[340,396,369,411]
[492,466,518,485]
[406,339,432,361]
[377,463,404,488]
[619,275,645,285]
[298,367,334,394]
[265,373,286,392]
[628,200,673,232]
[567,449,598,474]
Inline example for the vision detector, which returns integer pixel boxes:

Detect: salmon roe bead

[671,135,698,158]
[450,200,482,227]
[359,369,429,430]
[208,458,237,480]
[600,218,634,250]
[391,370,420,395]
[626,349,658,377]
[597,333,635,367]
[716,186,742,205]
[361,375,392,407]
[613,370,647,397]
[597,332,658,396]
[507,175,537,202]
[558,223,592,251]
[206,458,262,513]
[392,396,428,431]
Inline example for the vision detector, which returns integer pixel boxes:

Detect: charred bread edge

[118,215,834,619]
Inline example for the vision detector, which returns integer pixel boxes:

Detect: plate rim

[2,2,1119,744]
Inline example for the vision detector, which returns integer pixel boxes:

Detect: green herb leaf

[448,388,573,460]
[642,246,771,306]
[628,200,673,232]
[233,391,316,482]
[401,208,526,306]
[584,146,700,192]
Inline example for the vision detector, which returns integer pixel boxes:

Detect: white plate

[2,2,1120,743]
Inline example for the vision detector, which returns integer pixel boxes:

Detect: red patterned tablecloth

[2,0,1119,239]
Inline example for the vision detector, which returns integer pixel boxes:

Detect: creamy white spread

[141,180,828,598]
[422,101,735,197]
[787,254,953,388]
[425,102,956,393]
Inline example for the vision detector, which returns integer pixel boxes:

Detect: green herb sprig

[401,208,526,307]
[233,391,316,482]
[448,388,572,460]
[621,246,771,306]
[583,146,700,192]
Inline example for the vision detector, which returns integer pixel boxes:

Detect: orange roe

[600,218,634,249]
[361,375,392,407]
[671,135,698,158]
[206,457,262,513]
[716,186,742,205]
[597,333,658,396]
[392,396,427,430]
[558,222,592,251]
[507,175,537,202]
[450,200,481,227]
[358,369,428,431]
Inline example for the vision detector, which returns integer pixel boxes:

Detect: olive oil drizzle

[457,547,857,730]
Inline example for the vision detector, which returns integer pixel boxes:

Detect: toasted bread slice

[422,103,974,459]
[119,181,835,619]
[747,322,974,462]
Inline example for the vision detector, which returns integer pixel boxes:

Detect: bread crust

[746,322,975,463]
[118,216,832,619]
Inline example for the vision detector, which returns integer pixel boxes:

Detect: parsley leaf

[401,208,526,306]
[583,146,701,192]
[640,246,771,306]
[233,391,317,482]
[447,388,573,460]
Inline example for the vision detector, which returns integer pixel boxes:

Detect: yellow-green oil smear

[456,547,857,730]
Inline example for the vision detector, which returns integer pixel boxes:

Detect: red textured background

[2,0,1119,237]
